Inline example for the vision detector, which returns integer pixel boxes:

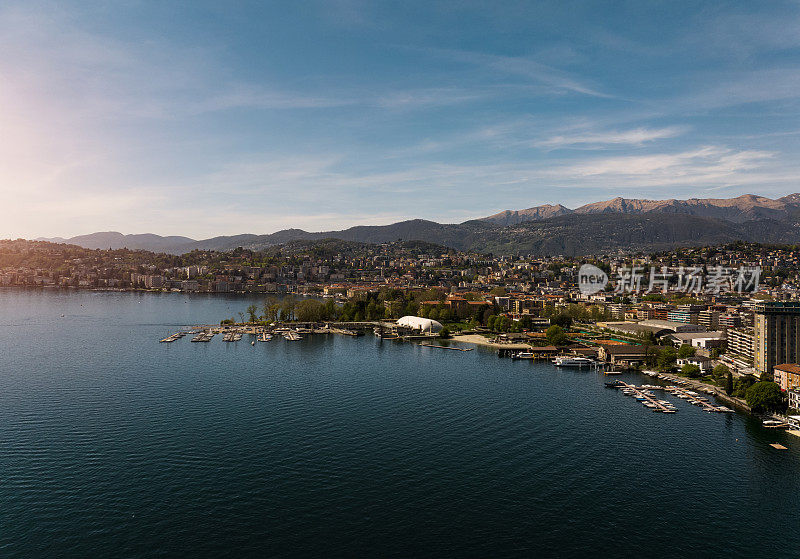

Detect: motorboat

[553,356,596,367]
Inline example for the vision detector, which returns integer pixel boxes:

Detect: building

[788,391,800,412]
[698,310,720,330]
[667,305,702,324]
[774,364,800,392]
[597,344,654,367]
[665,331,726,350]
[638,319,706,334]
[719,313,741,329]
[397,316,443,333]
[608,303,628,320]
[636,307,654,320]
[727,328,755,361]
[754,301,800,375]
[677,355,712,372]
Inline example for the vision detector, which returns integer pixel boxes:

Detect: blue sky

[3,1,800,238]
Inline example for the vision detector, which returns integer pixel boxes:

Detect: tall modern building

[754,302,800,376]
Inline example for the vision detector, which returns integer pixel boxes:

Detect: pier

[159,332,185,343]
[665,385,734,413]
[609,381,676,413]
[608,381,734,414]
[418,343,474,352]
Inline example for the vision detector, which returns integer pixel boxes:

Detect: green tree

[725,371,734,395]
[713,364,730,382]
[657,347,677,372]
[439,327,451,339]
[546,325,568,346]
[296,299,324,322]
[246,303,259,323]
[681,364,701,378]
[745,381,786,414]
[280,295,297,321]
[677,344,696,358]
[550,314,573,328]
[733,375,757,398]
[263,297,281,323]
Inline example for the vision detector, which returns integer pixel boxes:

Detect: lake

[1,289,798,558]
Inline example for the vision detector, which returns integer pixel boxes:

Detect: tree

[733,375,757,398]
[713,364,730,382]
[546,325,568,346]
[657,347,677,372]
[263,297,280,322]
[296,299,324,322]
[745,381,786,414]
[246,303,259,323]
[280,295,297,321]
[725,371,734,395]
[681,364,701,378]
[677,344,696,358]
[439,327,451,339]
[550,314,572,328]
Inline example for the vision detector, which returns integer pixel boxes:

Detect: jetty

[191,332,214,342]
[608,381,677,413]
[607,381,734,414]
[159,332,185,343]
[665,385,734,413]
[418,343,474,352]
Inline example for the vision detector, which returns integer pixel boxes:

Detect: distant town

[4,237,800,425]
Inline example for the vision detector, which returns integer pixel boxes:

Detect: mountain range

[35,194,800,256]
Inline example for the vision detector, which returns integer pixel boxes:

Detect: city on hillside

[3,237,800,423]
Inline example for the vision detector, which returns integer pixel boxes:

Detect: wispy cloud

[536,126,688,149]
[424,47,617,99]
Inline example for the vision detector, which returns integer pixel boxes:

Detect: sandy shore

[452,334,532,350]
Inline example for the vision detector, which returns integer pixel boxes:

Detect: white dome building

[397,315,443,333]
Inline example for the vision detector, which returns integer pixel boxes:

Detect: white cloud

[536,126,688,148]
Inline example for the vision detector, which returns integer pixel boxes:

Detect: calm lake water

[1,289,799,558]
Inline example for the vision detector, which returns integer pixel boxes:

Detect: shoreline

[452,333,533,350]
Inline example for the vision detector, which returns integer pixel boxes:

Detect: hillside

[483,193,800,225]
[31,193,800,256]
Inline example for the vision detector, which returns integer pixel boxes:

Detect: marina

[606,380,734,414]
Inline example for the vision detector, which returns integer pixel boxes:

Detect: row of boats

[605,379,735,414]
[185,330,305,343]
[624,386,677,413]
[255,330,303,341]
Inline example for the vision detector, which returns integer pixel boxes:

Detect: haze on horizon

[4,1,800,239]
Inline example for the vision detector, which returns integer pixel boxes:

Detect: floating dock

[418,343,474,352]
[608,381,677,413]
[191,332,214,342]
[159,332,186,343]
[607,381,734,414]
